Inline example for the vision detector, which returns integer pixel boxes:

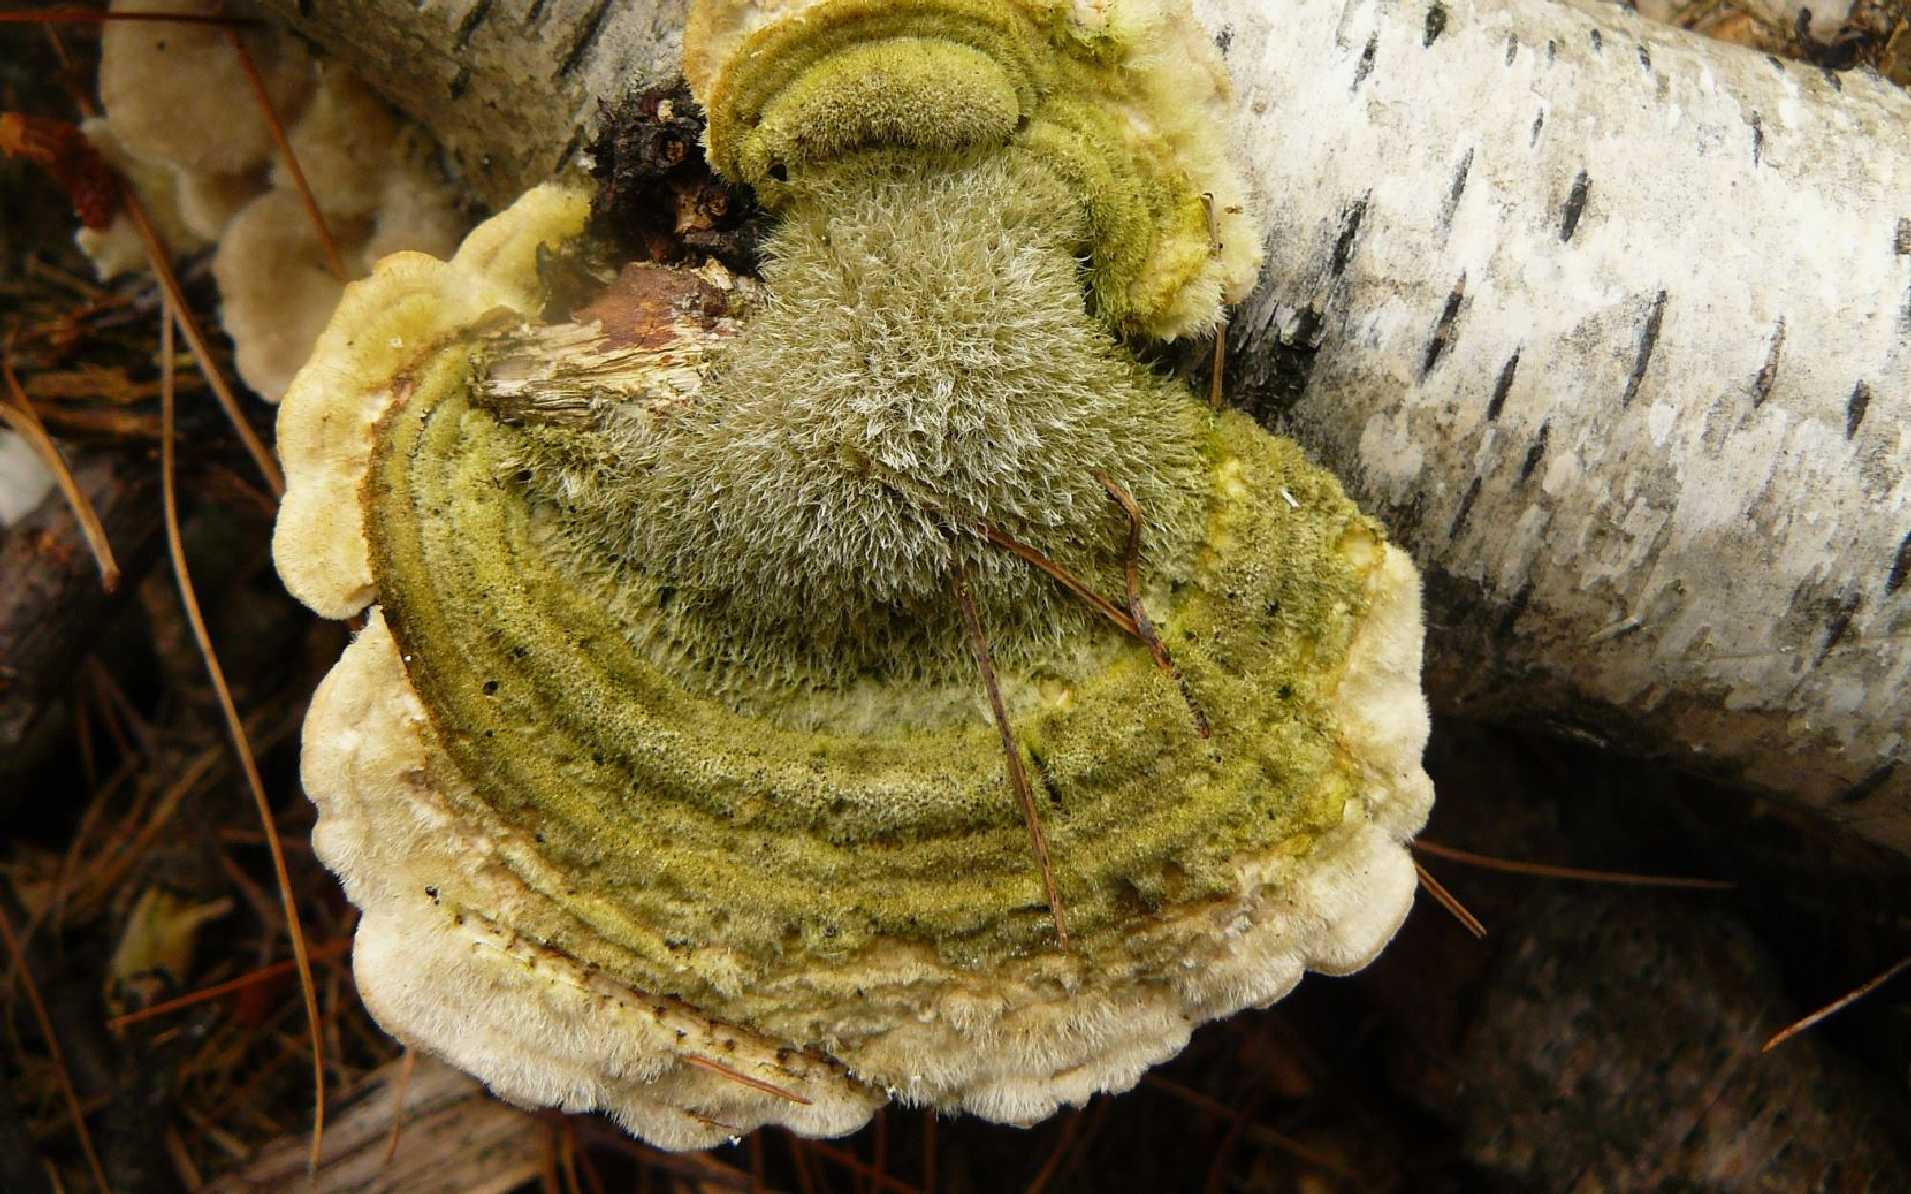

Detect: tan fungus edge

[271,185,590,618]
[298,537,1430,1146]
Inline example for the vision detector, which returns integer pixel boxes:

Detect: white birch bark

[1200,0,1911,852]
[257,0,1911,853]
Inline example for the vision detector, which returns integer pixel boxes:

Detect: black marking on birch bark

[557,0,617,76]
[1887,530,1911,597]
[1560,171,1592,241]
[1421,273,1467,379]
[1767,53,1787,72]
[524,0,546,27]
[1547,39,1557,62]
[1820,66,1842,91]
[1439,148,1474,230]
[1424,2,1447,47]
[1518,423,1550,484]
[1232,305,1322,429]
[1352,34,1378,90]
[1751,113,1764,165]
[1504,34,1518,66]
[1620,291,1667,408]
[1846,380,1872,439]
[1751,318,1787,407]
[1817,590,1863,662]
[1636,45,1651,72]
[1589,28,1603,54]
[1212,27,1232,53]
[1496,579,1536,638]
[454,0,494,49]
[556,125,587,176]
[1449,477,1482,541]
[1530,110,1545,147]
[1896,218,1911,255]
[1837,761,1897,805]
[1487,351,1521,421]
[449,65,471,101]
[1330,195,1368,278]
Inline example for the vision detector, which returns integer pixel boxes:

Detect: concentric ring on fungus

[275,0,1434,1150]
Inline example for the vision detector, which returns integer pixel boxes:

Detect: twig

[160,304,323,1171]
[1412,839,1735,890]
[1414,861,1487,939]
[952,561,1069,949]
[0,902,112,1194]
[1763,953,1911,1052]
[1,354,119,591]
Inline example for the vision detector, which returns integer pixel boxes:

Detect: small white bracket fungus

[81,5,465,401]
[277,0,1433,1150]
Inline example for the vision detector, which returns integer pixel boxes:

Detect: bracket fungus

[276,0,1434,1149]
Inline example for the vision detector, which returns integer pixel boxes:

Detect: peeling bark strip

[1207,0,1911,855]
[253,0,1911,854]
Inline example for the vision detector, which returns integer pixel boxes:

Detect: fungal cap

[271,183,589,619]
[277,171,1429,1150]
[684,0,1261,338]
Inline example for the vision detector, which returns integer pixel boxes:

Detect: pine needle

[159,304,323,1173]
[1413,839,1735,890]
[952,560,1069,949]
[380,1047,417,1167]
[680,1054,812,1105]
[0,901,113,1194]
[1763,953,1911,1052]
[1095,470,1210,739]
[124,175,285,497]
[1414,861,1487,938]
[978,521,1139,639]
[106,935,352,1030]
[224,29,347,282]
[1,353,120,590]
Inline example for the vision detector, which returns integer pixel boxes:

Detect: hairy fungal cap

[273,0,1431,1150]
[684,0,1263,339]
[506,149,1206,689]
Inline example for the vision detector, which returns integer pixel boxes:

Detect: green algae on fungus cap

[274,165,1432,1148]
[683,0,1263,340]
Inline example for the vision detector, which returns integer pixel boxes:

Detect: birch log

[254,0,1911,853]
